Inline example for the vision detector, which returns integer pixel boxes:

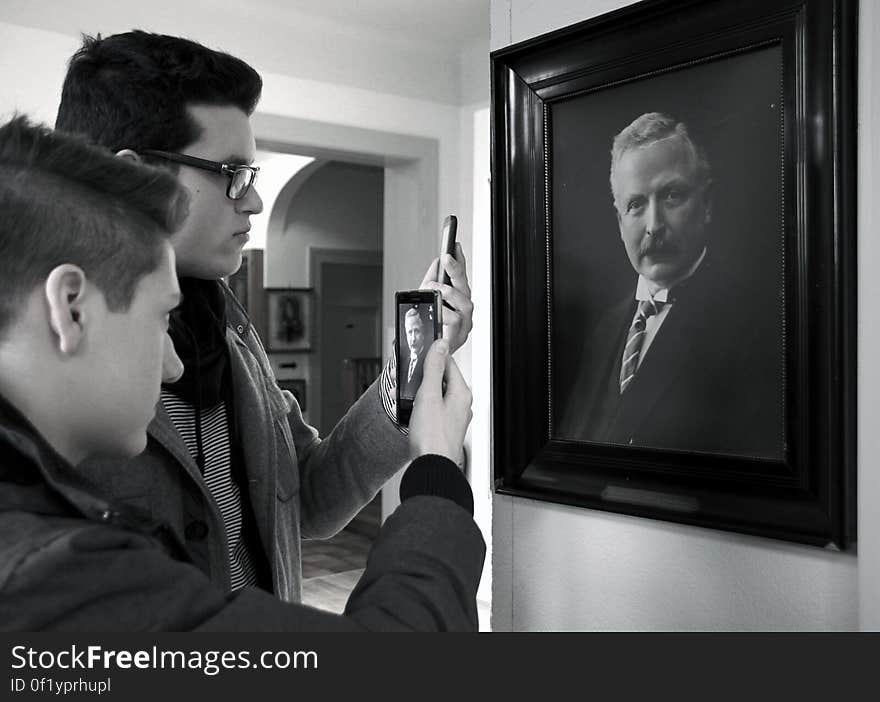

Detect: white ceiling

[0,0,489,57]
[244,0,490,51]
[0,0,490,104]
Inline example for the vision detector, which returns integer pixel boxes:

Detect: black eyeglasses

[141,150,259,201]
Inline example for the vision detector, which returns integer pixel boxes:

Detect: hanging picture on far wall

[266,288,314,352]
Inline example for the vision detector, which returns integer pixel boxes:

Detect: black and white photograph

[397,302,435,400]
[551,48,785,460]
[491,0,856,549]
[266,288,313,352]
[1,0,876,648]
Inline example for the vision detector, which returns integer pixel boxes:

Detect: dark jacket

[558,260,783,459]
[401,348,426,399]
[0,394,485,631]
[77,282,411,601]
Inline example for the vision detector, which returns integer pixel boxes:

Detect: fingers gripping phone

[396,289,442,425]
[437,214,457,286]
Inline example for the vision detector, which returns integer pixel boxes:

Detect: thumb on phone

[416,338,448,402]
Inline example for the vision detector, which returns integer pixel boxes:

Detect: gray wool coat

[0,392,486,631]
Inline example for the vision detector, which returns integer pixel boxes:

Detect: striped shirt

[161,389,258,591]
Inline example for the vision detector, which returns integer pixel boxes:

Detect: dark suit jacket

[401,349,425,399]
[557,261,783,459]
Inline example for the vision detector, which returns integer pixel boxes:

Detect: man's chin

[639,261,685,288]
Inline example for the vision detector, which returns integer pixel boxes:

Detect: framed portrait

[277,378,307,412]
[491,0,857,546]
[266,288,314,352]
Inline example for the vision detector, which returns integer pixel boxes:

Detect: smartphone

[395,289,442,425]
[437,214,457,286]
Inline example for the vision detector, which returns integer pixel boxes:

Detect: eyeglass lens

[228,168,256,200]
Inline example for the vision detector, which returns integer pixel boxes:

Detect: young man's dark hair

[56,31,262,154]
[0,114,187,336]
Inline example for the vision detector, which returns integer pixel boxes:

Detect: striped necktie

[620,298,664,394]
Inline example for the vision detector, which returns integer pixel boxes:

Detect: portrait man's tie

[620,298,664,394]
[408,356,417,383]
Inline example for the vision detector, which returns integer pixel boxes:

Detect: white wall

[468,105,493,606]
[0,22,78,123]
[489,0,873,631]
[858,0,880,631]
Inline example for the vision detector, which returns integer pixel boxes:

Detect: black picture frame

[266,288,314,352]
[490,0,857,547]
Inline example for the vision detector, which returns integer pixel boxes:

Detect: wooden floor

[301,497,378,614]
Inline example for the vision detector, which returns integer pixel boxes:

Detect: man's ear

[115,148,141,164]
[45,264,88,355]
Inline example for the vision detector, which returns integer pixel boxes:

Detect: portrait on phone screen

[398,303,434,400]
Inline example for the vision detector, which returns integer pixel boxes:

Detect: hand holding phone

[395,289,442,425]
[408,339,472,464]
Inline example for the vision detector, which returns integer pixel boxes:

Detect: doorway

[255,113,439,613]
[315,257,382,435]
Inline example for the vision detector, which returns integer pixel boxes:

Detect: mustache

[639,234,679,258]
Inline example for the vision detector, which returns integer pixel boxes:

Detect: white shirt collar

[635,247,707,303]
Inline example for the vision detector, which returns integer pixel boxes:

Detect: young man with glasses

[54,31,475,600]
[0,117,483,630]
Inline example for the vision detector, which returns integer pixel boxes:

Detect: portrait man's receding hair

[551,46,785,460]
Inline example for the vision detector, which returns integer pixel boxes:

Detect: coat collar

[0,392,114,522]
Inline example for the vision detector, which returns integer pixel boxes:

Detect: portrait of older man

[401,306,428,399]
[557,111,781,458]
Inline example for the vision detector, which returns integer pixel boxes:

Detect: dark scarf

[162,277,272,592]
[164,278,229,408]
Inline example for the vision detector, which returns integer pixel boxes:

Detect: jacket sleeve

[0,496,484,632]
[292,371,411,539]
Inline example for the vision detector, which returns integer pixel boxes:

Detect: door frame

[253,112,439,522]
[309,247,383,434]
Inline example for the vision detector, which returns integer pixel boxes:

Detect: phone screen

[396,290,441,423]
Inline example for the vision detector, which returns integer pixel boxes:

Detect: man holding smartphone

[54,30,475,603]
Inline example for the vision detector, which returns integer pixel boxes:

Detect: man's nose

[645,197,666,236]
[238,183,263,216]
[162,332,184,384]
